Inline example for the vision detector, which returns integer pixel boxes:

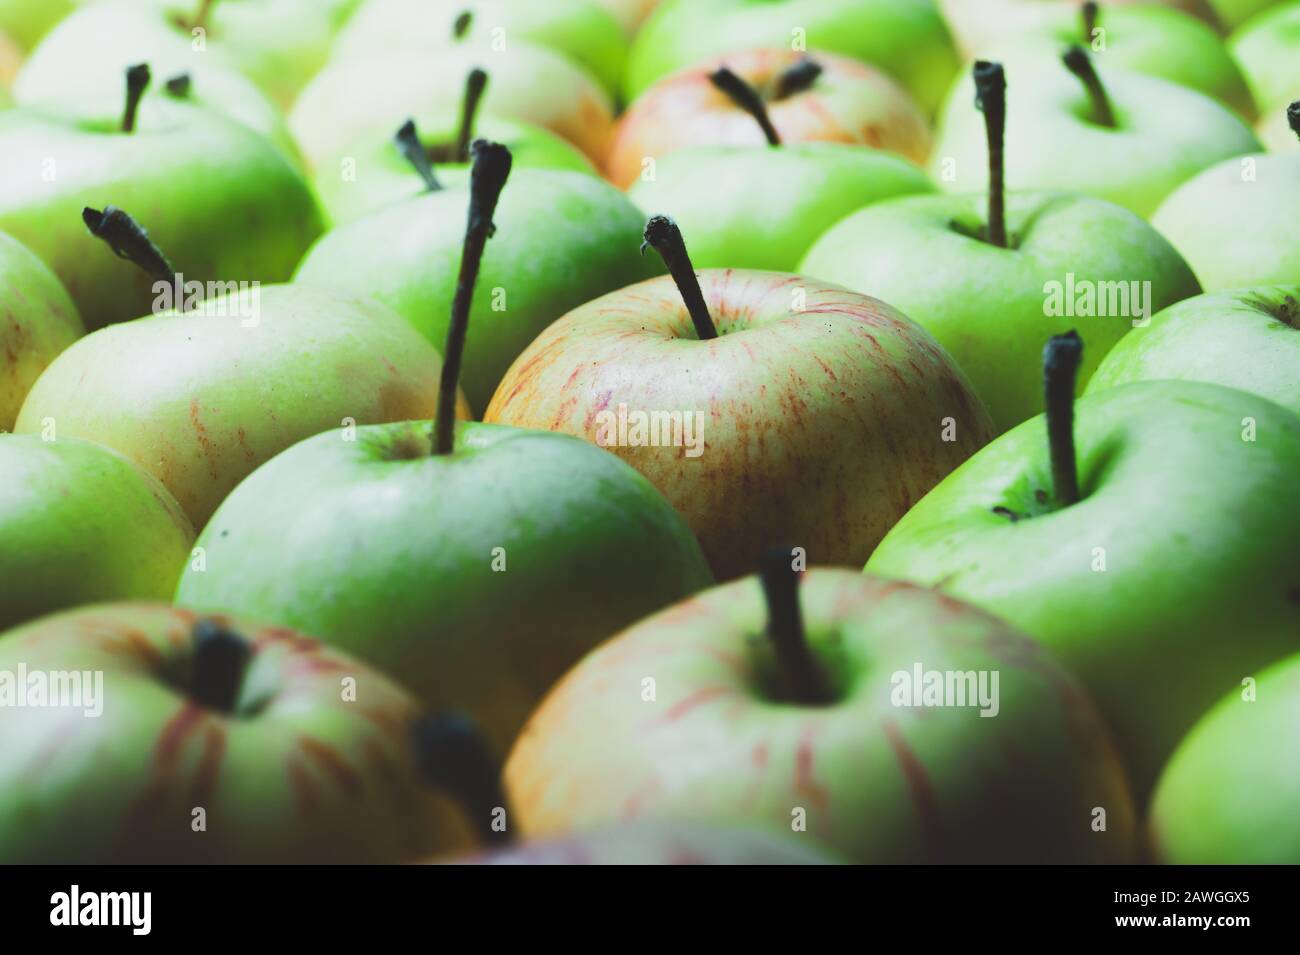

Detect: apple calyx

[772,57,823,100]
[973,61,1007,248]
[1043,331,1084,508]
[411,711,513,846]
[1082,1,1100,44]
[1288,101,1299,141]
[456,69,489,163]
[165,73,192,98]
[708,67,781,146]
[453,10,473,41]
[760,547,834,705]
[640,215,719,341]
[122,63,151,134]
[432,139,513,456]
[82,206,177,288]
[1063,46,1116,128]
[190,619,253,715]
[394,119,443,192]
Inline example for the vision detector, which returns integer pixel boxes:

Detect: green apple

[1151,107,1300,290]
[0,604,497,862]
[505,562,1138,863]
[801,62,1200,432]
[1087,287,1300,416]
[15,232,464,527]
[485,216,995,581]
[0,68,322,330]
[1230,1,1300,113]
[332,0,629,101]
[0,436,193,631]
[297,166,658,412]
[626,0,959,116]
[596,0,664,35]
[1209,0,1285,28]
[607,48,931,189]
[867,338,1300,797]
[931,47,1260,216]
[1149,650,1300,864]
[0,229,82,430]
[176,142,713,756]
[0,0,73,52]
[291,38,614,170]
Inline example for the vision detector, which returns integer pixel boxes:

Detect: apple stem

[411,711,512,846]
[122,63,150,133]
[190,619,252,714]
[165,73,192,98]
[432,140,513,456]
[1288,101,1299,141]
[1082,1,1099,43]
[1043,331,1083,508]
[453,10,473,40]
[640,216,719,341]
[190,0,217,31]
[1063,46,1116,128]
[973,61,1007,249]
[772,57,823,100]
[82,206,177,288]
[760,547,833,705]
[457,69,489,163]
[708,67,781,146]
[394,120,442,192]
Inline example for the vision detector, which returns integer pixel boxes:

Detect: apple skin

[627,143,934,271]
[0,0,73,52]
[446,820,839,864]
[931,55,1261,217]
[314,114,595,226]
[0,230,82,430]
[174,420,714,755]
[1151,151,1300,291]
[14,285,467,529]
[597,0,665,35]
[0,437,194,632]
[296,169,660,412]
[799,192,1201,432]
[1258,94,1300,151]
[1230,2,1300,113]
[332,0,629,101]
[607,48,931,189]
[626,0,959,117]
[866,380,1300,797]
[942,0,1228,54]
[0,98,322,331]
[484,270,995,581]
[290,43,615,171]
[505,569,1138,863]
[1086,287,1300,416]
[1148,651,1300,864]
[0,603,476,863]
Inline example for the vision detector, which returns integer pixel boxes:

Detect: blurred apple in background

[1229,1,1300,114]
[607,48,930,188]
[0,0,73,54]
[596,0,664,35]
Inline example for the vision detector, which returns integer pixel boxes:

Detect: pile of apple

[0,0,1296,866]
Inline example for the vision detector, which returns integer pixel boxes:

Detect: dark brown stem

[457,69,489,163]
[122,63,150,133]
[190,620,251,714]
[973,61,1007,248]
[411,711,512,847]
[1288,101,1299,142]
[452,10,473,40]
[640,216,718,341]
[165,73,192,97]
[1082,1,1099,44]
[760,547,833,705]
[1063,46,1116,128]
[709,67,780,145]
[82,206,177,287]
[394,119,442,192]
[1043,331,1084,508]
[772,57,822,100]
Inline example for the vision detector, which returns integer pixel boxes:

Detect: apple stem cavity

[640,215,719,341]
[122,63,151,134]
[432,140,513,456]
[457,69,489,163]
[189,0,217,31]
[190,619,252,714]
[1043,331,1084,508]
[411,711,512,846]
[1288,101,1299,141]
[973,61,1007,249]
[772,57,823,100]
[165,73,192,98]
[82,206,177,288]
[394,119,442,192]
[760,547,834,706]
[1082,1,1099,43]
[1063,46,1116,128]
[708,67,781,146]
[453,10,473,40]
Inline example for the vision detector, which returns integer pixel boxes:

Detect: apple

[485,215,994,581]
[1151,104,1300,290]
[331,0,629,101]
[1230,1,1300,114]
[15,210,465,527]
[1148,650,1300,864]
[607,48,931,189]
[0,65,322,330]
[596,0,665,35]
[0,437,193,631]
[1258,92,1300,150]
[297,163,658,412]
[1086,287,1300,416]
[626,0,960,117]
[0,229,82,430]
[800,61,1199,433]
[505,561,1138,863]
[175,142,713,756]
[1209,0,1286,28]
[0,604,500,863]
[0,0,73,52]
[290,37,615,170]
[866,336,1300,797]
[930,46,1260,216]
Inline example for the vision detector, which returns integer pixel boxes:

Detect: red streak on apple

[643,685,731,730]
[882,719,944,848]
[297,735,365,799]
[794,725,829,810]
